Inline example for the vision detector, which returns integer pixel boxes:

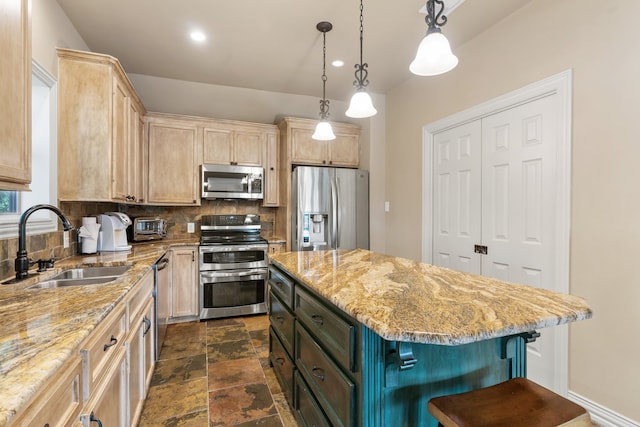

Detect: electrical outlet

[385,201,390,212]
[187,222,195,233]
[63,231,70,248]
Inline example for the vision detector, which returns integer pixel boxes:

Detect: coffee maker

[97,212,132,251]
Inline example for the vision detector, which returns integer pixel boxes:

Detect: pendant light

[410,0,458,76]
[312,21,336,141]
[345,0,377,118]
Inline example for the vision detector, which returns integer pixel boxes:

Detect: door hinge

[474,245,488,255]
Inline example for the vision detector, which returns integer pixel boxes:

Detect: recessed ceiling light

[190,30,206,42]
[332,60,344,67]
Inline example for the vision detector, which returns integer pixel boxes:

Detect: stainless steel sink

[50,265,131,280]
[27,265,131,290]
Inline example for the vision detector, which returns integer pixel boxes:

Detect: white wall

[385,0,640,422]
[32,0,88,76]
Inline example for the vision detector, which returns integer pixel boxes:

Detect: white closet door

[431,94,560,389]
[432,120,482,274]
[481,94,558,388]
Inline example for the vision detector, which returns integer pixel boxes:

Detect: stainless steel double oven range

[198,214,268,320]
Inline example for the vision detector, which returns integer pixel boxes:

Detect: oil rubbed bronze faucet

[14,204,74,280]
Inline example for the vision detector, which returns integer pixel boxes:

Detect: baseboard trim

[568,391,639,427]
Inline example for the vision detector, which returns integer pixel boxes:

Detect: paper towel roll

[82,216,97,226]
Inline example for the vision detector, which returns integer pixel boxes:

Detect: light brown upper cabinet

[203,127,263,167]
[57,48,146,202]
[0,0,31,191]
[263,132,280,206]
[279,117,360,168]
[145,113,202,206]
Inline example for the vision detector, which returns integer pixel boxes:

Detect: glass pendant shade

[346,91,377,118]
[312,120,336,140]
[410,31,458,76]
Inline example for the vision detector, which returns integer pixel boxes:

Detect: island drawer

[294,371,331,427]
[269,326,295,406]
[295,323,355,427]
[269,289,295,355]
[269,266,294,310]
[295,285,356,372]
[80,303,127,401]
[127,269,153,330]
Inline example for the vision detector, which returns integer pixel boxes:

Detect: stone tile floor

[138,315,297,426]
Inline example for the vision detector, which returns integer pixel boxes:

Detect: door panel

[481,95,557,389]
[432,94,559,390]
[432,120,482,274]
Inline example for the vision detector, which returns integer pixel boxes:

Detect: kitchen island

[267,249,592,427]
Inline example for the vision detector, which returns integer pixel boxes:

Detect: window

[0,60,58,238]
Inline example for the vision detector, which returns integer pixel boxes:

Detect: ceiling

[55,0,532,102]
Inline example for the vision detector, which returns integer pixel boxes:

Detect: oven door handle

[199,244,268,253]
[200,269,267,279]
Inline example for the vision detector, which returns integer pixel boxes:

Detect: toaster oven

[127,217,167,242]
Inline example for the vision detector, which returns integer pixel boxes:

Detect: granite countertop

[269,249,593,346]
[0,239,196,426]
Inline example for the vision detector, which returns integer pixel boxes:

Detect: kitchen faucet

[15,204,74,280]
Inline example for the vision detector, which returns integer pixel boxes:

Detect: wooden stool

[427,377,595,427]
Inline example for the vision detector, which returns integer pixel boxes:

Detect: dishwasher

[153,252,171,360]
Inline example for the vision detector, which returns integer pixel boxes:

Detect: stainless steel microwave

[201,164,264,200]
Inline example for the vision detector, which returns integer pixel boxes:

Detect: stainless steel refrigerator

[291,166,369,251]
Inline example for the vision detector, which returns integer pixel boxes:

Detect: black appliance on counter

[198,214,268,319]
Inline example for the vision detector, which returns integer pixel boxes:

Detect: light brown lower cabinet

[128,298,155,426]
[79,346,127,427]
[9,269,156,426]
[8,357,83,426]
[169,245,199,320]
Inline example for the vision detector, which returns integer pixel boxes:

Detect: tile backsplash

[0,200,278,281]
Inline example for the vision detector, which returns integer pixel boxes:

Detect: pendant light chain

[319,28,330,120]
[353,0,369,90]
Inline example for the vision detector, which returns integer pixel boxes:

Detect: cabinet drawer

[269,326,294,406]
[81,304,127,401]
[269,290,294,355]
[11,358,82,427]
[294,371,331,427]
[128,269,153,330]
[269,266,294,309]
[296,324,355,427]
[295,285,356,372]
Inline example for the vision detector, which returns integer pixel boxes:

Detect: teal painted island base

[360,327,532,426]
[267,250,592,427]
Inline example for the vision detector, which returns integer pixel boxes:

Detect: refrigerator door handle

[330,176,338,249]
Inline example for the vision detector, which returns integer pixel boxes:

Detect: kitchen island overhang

[267,249,592,426]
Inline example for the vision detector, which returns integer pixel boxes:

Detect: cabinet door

[134,109,145,203]
[203,128,233,164]
[0,0,31,190]
[170,246,198,318]
[111,76,128,201]
[268,242,286,254]
[128,299,154,426]
[263,133,279,206]
[291,128,328,165]
[81,348,127,427]
[234,130,263,166]
[147,120,201,205]
[127,319,143,427]
[142,300,156,388]
[10,358,82,427]
[329,134,359,167]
